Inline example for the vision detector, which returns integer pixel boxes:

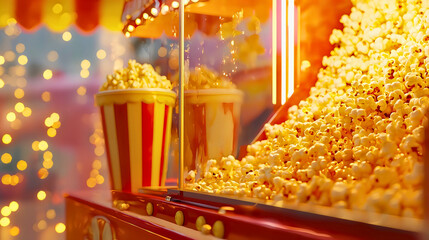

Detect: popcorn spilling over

[186,0,429,218]
[100,60,172,91]
[186,65,236,90]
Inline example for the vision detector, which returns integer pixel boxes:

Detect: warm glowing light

[1,153,12,164]
[52,3,63,14]
[38,220,47,230]
[172,1,179,8]
[14,88,24,99]
[55,223,66,233]
[127,25,135,32]
[17,55,28,65]
[46,209,56,219]
[42,91,51,102]
[43,151,53,160]
[93,160,102,169]
[9,201,19,212]
[0,79,4,88]
[16,43,25,53]
[81,59,90,69]
[0,217,10,227]
[87,178,97,188]
[113,59,124,70]
[38,141,48,151]
[77,86,87,96]
[94,146,104,156]
[32,141,40,151]
[43,69,53,80]
[6,112,16,122]
[1,207,11,216]
[161,5,169,15]
[17,160,27,171]
[143,13,149,19]
[10,226,19,236]
[4,51,15,62]
[96,175,104,184]
[286,0,295,100]
[1,174,11,185]
[17,78,27,88]
[52,121,61,129]
[38,168,49,179]
[62,31,72,41]
[90,169,99,178]
[135,18,142,25]
[43,160,53,169]
[125,32,131,38]
[151,8,159,16]
[22,107,32,117]
[80,69,89,78]
[2,134,12,145]
[47,128,57,137]
[47,51,58,62]
[0,56,4,65]
[45,117,54,127]
[15,102,24,112]
[37,191,47,200]
[96,49,106,60]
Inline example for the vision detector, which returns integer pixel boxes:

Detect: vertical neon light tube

[178,0,185,189]
[287,0,295,99]
[272,0,277,105]
[281,0,287,104]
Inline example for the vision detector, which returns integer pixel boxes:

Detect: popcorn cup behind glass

[184,89,243,175]
[96,89,176,192]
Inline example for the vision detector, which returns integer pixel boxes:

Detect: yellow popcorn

[185,65,236,90]
[186,0,428,218]
[100,60,172,91]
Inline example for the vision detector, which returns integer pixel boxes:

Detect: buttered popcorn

[185,65,236,90]
[186,0,429,218]
[100,60,172,91]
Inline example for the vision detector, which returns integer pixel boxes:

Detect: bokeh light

[43,69,53,80]
[55,223,66,233]
[1,153,12,164]
[80,69,89,78]
[9,201,19,212]
[47,51,58,62]
[77,86,87,95]
[10,226,20,236]
[46,209,56,219]
[96,49,106,59]
[17,55,28,65]
[81,59,91,69]
[1,206,11,216]
[0,56,5,65]
[15,102,25,112]
[37,191,46,201]
[6,112,16,122]
[22,107,32,117]
[16,43,25,53]
[0,217,10,227]
[47,128,57,137]
[0,79,4,88]
[38,168,49,179]
[2,134,12,145]
[62,31,72,41]
[14,88,24,99]
[38,141,49,151]
[41,91,51,102]
[17,160,27,171]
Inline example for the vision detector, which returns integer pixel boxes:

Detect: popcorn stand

[66,0,428,239]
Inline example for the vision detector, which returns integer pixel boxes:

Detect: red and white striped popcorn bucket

[96,89,176,192]
[184,89,243,173]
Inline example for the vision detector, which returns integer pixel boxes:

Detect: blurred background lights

[15,102,25,112]
[22,107,32,117]
[14,88,24,99]
[77,86,87,95]
[17,55,28,65]
[81,59,90,69]
[38,141,49,151]
[2,134,12,145]
[96,49,106,59]
[6,112,16,122]
[1,206,11,216]
[52,3,63,14]
[10,226,20,236]
[0,56,5,65]
[41,91,51,102]
[80,69,89,78]
[46,209,56,219]
[37,191,46,201]
[1,153,12,164]
[17,160,27,171]
[43,69,53,80]
[16,43,25,53]
[62,31,72,41]
[0,217,10,227]
[32,141,40,151]
[55,223,66,233]
[47,128,57,137]
[9,202,19,212]
[0,79,4,88]
[47,51,59,62]
[37,220,47,230]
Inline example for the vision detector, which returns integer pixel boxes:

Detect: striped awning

[0,0,124,33]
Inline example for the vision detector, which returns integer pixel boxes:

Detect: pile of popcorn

[186,0,429,218]
[185,65,236,90]
[100,60,172,91]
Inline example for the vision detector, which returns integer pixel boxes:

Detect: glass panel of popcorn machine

[183,1,273,187]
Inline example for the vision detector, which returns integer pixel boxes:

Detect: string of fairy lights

[0,9,123,237]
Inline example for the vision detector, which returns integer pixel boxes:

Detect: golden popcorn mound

[185,65,236,90]
[186,0,429,218]
[100,59,172,91]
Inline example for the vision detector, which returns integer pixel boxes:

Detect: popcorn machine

[66,0,428,239]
